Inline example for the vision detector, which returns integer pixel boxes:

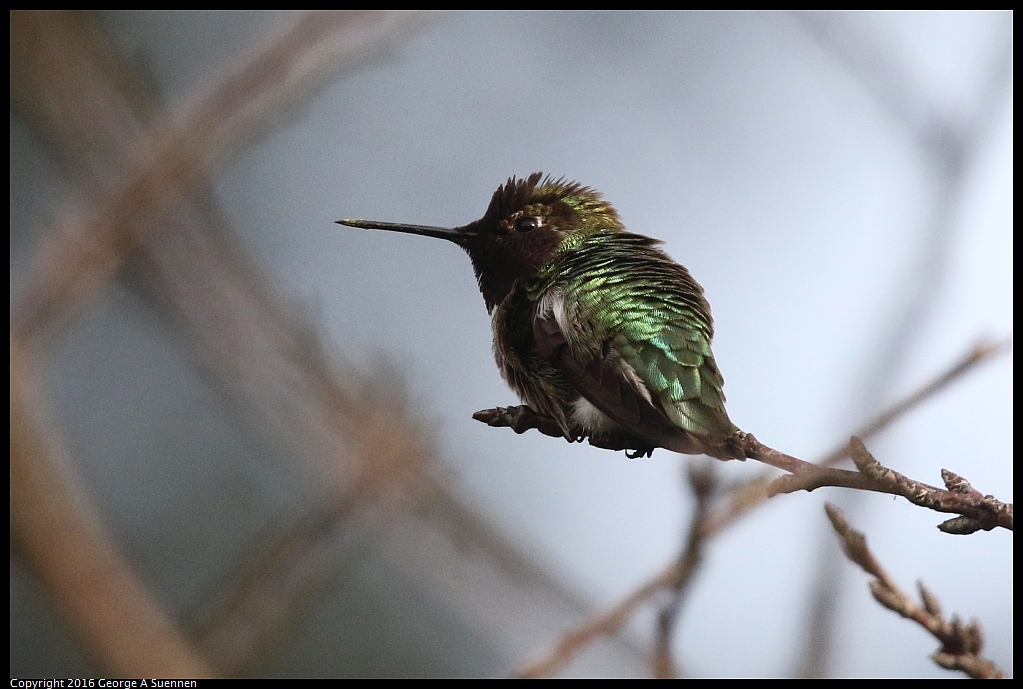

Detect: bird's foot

[584,434,655,458]
[726,430,752,460]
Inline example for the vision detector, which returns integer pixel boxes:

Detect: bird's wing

[532,243,737,457]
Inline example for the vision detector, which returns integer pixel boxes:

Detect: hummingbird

[338,172,745,460]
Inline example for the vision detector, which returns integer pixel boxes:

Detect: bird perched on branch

[339,172,745,460]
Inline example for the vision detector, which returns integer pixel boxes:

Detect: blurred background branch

[11,336,211,678]
[824,503,1004,679]
[11,10,436,346]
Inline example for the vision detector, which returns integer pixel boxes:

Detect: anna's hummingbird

[338,172,744,460]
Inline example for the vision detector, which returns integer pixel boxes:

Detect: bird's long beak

[337,219,474,244]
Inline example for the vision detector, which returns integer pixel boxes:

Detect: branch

[762,437,1012,532]
[736,431,878,493]
[850,440,1011,534]
[824,503,1005,679]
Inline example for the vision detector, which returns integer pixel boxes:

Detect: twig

[853,440,1011,533]
[736,435,1013,532]
[737,432,878,493]
[824,503,1005,679]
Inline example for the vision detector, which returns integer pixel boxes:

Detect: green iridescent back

[527,230,736,439]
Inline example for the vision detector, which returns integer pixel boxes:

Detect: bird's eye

[515,216,540,233]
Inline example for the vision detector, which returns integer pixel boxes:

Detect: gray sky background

[11,11,1012,677]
